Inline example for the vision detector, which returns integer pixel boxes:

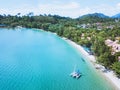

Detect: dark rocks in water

[81,58,85,62]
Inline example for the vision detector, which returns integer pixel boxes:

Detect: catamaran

[70,65,81,79]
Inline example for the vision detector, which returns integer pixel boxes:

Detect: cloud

[38,2,94,18]
[91,4,120,16]
[0,4,40,15]
[117,3,120,7]
[38,2,81,18]
[38,2,120,18]
[0,2,83,18]
[0,2,120,18]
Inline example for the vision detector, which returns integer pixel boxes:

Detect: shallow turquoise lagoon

[0,28,115,90]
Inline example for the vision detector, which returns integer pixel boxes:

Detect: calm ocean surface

[0,28,115,90]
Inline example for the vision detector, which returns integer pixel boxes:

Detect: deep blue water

[0,28,115,90]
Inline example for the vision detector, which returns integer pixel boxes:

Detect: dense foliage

[0,13,120,77]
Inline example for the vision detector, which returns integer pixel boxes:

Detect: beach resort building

[105,39,120,55]
[118,56,120,62]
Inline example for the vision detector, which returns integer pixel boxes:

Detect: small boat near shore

[70,65,81,79]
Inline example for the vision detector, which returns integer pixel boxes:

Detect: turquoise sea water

[0,28,115,90]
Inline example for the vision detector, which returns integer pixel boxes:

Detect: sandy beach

[63,38,120,90]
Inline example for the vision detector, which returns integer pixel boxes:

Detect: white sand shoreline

[63,37,120,90]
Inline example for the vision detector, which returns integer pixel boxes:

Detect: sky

[0,0,120,18]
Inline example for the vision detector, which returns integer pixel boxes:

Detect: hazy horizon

[0,0,120,18]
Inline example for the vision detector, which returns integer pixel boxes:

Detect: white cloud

[0,2,82,18]
[117,3,120,7]
[0,2,120,18]
[91,4,120,16]
[38,2,81,18]
[38,2,94,18]
[0,4,40,15]
[38,2,120,18]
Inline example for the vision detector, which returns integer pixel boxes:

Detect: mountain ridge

[112,13,120,18]
[79,13,110,19]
